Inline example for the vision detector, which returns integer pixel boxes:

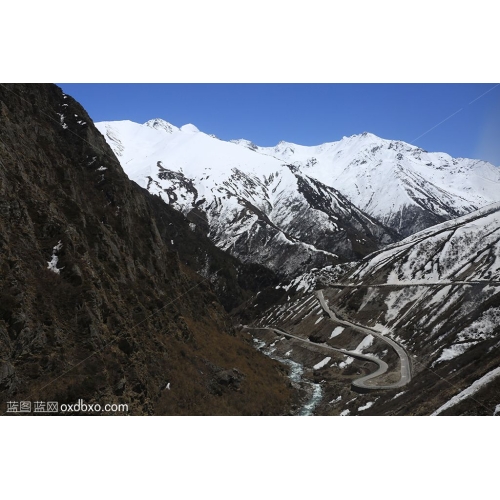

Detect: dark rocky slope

[0,83,292,415]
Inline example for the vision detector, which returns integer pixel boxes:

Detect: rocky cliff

[0,83,293,415]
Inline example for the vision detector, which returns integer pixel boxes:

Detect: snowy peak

[96,117,500,276]
[96,118,397,277]
[252,131,500,237]
[180,123,200,133]
[144,118,178,133]
[229,139,258,151]
[342,131,383,143]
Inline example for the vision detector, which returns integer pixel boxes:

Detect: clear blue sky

[58,84,500,166]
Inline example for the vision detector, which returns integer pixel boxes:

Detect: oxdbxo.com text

[59,400,128,414]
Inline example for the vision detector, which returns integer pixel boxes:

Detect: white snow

[433,342,477,365]
[431,366,500,415]
[329,326,344,339]
[392,391,405,400]
[57,113,68,129]
[95,118,500,279]
[358,401,374,411]
[340,409,350,416]
[456,307,500,343]
[314,317,324,325]
[354,334,374,353]
[338,356,354,369]
[47,241,63,274]
[494,404,500,416]
[313,357,331,370]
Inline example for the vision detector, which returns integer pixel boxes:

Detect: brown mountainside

[0,83,292,415]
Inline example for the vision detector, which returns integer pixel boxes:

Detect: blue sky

[59,84,500,166]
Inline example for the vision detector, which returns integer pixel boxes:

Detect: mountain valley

[1,83,499,416]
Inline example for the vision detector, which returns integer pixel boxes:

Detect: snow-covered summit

[144,118,178,133]
[180,123,200,133]
[96,117,500,275]
[248,131,500,236]
[96,118,396,277]
[229,139,258,151]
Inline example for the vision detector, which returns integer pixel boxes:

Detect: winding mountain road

[326,280,500,288]
[316,290,411,389]
[246,326,389,390]
[247,289,412,391]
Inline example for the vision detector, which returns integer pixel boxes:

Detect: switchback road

[316,290,411,389]
[245,326,389,390]
[246,290,413,391]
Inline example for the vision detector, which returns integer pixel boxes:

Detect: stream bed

[253,338,323,416]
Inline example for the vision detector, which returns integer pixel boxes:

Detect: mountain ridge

[96,118,500,277]
[96,120,404,277]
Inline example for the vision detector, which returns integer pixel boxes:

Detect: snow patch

[57,113,68,129]
[354,334,374,353]
[358,401,374,411]
[313,357,331,370]
[338,356,354,369]
[47,241,63,274]
[433,342,478,366]
[330,326,344,339]
[431,366,500,415]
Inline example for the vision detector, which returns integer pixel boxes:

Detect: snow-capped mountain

[248,132,500,237]
[96,119,395,277]
[96,118,500,277]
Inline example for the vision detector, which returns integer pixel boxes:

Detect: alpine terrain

[96,120,398,278]
[97,119,500,279]
[246,203,500,415]
[1,83,499,416]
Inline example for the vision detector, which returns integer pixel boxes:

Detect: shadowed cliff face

[0,83,292,415]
